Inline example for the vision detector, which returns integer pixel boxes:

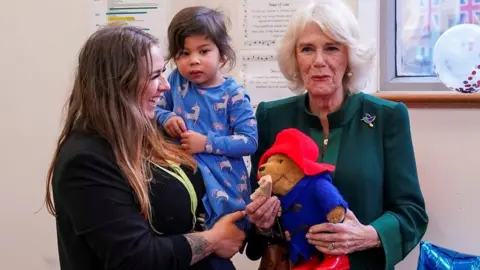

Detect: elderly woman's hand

[305,210,381,255]
[245,196,281,230]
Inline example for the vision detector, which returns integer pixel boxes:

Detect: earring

[292,73,298,80]
[346,72,353,77]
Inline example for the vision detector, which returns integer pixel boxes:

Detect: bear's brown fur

[254,153,346,269]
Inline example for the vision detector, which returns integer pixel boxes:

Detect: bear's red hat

[258,128,335,178]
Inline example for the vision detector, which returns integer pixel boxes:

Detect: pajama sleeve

[155,73,177,127]
[205,87,258,158]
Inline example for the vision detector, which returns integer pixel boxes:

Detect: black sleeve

[54,152,193,270]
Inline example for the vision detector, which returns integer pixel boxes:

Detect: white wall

[0,0,479,269]
[397,108,480,269]
[0,0,86,269]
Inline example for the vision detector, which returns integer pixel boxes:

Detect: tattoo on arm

[184,234,212,265]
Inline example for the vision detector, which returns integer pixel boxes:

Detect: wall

[397,108,480,269]
[0,0,478,269]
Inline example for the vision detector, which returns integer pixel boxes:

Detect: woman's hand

[245,196,281,230]
[306,209,381,255]
[209,211,247,259]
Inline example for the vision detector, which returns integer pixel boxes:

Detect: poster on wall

[241,0,309,49]
[88,0,169,46]
[240,51,295,107]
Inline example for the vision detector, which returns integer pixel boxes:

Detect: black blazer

[52,131,227,270]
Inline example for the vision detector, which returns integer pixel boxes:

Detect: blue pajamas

[155,69,258,230]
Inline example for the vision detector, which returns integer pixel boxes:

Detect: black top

[52,132,222,270]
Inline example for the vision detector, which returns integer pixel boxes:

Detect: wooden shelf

[374,92,480,108]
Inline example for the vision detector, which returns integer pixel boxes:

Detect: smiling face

[295,22,349,98]
[140,46,170,119]
[258,154,305,196]
[174,35,225,88]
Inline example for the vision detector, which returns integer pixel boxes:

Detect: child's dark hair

[167,6,236,71]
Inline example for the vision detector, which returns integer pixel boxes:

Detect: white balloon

[433,24,480,93]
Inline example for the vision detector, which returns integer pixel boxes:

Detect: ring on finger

[328,243,335,250]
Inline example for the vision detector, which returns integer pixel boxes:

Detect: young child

[155,6,258,231]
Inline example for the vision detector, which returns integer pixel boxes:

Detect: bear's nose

[259,165,265,172]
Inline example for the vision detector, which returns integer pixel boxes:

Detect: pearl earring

[347,72,353,77]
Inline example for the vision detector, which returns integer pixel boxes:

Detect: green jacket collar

[298,92,363,130]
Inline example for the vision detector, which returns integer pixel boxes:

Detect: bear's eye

[279,159,284,164]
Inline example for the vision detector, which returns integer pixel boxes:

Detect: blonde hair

[277,0,376,93]
[44,23,197,224]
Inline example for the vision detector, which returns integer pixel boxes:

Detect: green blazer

[249,92,428,269]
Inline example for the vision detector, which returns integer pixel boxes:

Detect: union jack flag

[459,0,480,24]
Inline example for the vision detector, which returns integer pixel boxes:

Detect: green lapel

[294,93,363,167]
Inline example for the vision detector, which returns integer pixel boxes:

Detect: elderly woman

[245,1,428,269]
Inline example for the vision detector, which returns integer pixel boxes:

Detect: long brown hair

[44,23,196,223]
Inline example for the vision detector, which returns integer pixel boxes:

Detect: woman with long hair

[43,23,247,270]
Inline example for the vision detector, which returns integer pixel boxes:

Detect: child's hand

[164,116,187,138]
[180,131,207,154]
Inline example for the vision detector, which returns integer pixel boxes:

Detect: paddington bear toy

[256,128,350,270]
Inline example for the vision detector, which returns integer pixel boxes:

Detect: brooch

[361,113,376,128]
